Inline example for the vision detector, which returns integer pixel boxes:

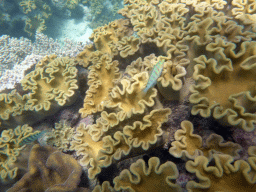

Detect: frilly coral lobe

[1,0,256,191]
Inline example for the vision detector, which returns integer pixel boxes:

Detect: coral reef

[82,0,123,29]
[169,120,242,160]
[186,154,256,191]
[0,0,122,37]
[0,33,86,92]
[0,55,79,127]
[1,0,256,191]
[7,144,86,192]
[113,157,182,191]
[0,124,40,183]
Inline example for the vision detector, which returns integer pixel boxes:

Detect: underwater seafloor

[1,0,256,191]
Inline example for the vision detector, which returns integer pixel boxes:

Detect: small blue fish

[18,130,47,147]
[143,59,165,93]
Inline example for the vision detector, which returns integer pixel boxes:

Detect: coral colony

[0,0,256,191]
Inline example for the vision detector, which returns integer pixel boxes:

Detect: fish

[143,59,165,93]
[18,130,47,147]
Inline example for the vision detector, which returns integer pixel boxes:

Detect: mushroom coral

[93,181,114,192]
[71,70,171,178]
[76,19,133,67]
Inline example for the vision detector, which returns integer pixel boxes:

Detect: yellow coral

[117,36,141,58]
[21,56,78,113]
[93,181,114,192]
[79,54,121,117]
[19,0,36,14]
[70,123,105,179]
[113,157,182,192]
[105,72,158,118]
[89,19,133,56]
[232,0,256,24]
[24,14,46,36]
[123,108,171,150]
[186,154,256,191]
[0,124,40,183]
[0,90,29,127]
[7,144,84,192]
[46,121,75,152]
[66,0,81,9]
[189,40,256,131]
[169,121,242,160]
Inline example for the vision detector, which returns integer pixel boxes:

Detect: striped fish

[18,130,47,147]
[143,59,165,93]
